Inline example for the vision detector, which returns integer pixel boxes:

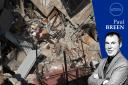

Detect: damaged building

[0,0,101,85]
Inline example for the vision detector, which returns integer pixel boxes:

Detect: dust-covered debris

[0,0,100,85]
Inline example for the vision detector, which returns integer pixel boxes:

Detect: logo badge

[109,3,123,16]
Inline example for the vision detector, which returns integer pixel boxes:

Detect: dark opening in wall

[61,0,90,18]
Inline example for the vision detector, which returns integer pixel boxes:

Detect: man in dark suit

[88,32,128,85]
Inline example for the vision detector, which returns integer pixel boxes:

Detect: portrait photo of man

[88,32,128,85]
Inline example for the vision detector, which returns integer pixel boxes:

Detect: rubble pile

[2,11,100,85]
[12,11,99,84]
[0,0,100,85]
[25,14,100,77]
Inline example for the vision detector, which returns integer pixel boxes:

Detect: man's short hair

[105,32,122,44]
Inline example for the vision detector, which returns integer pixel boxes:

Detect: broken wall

[30,0,92,25]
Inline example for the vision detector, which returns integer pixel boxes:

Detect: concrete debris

[9,78,21,85]
[81,34,96,46]
[0,72,22,85]
[0,0,100,85]
[26,74,39,85]
[16,50,37,78]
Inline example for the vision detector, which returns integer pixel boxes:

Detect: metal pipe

[63,51,69,85]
